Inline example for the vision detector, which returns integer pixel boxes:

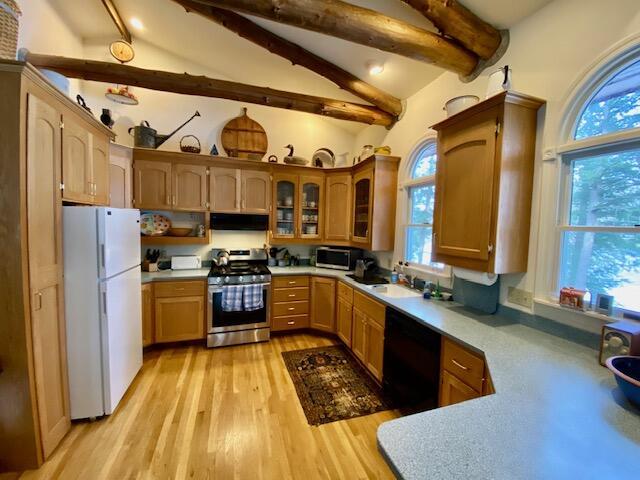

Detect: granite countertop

[141,268,210,283]
[141,266,640,478]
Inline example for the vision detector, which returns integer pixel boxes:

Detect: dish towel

[222,285,244,312]
[243,284,264,311]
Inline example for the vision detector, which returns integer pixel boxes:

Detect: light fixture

[367,60,385,76]
[130,17,144,30]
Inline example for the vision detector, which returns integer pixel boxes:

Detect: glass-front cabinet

[299,175,323,240]
[272,173,297,239]
[352,169,373,244]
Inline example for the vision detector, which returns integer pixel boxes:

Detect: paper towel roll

[452,267,498,286]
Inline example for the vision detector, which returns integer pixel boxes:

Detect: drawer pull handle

[288,294,296,297]
[451,359,469,371]
[288,281,296,285]
[287,321,295,325]
[288,307,295,311]
[175,288,185,291]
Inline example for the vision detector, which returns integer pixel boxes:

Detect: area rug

[281,345,393,426]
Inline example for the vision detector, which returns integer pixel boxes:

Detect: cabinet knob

[288,307,295,311]
[287,321,295,325]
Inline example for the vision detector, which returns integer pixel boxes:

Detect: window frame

[554,49,640,317]
[399,136,450,276]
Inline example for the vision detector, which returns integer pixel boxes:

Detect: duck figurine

[283,144,309,166]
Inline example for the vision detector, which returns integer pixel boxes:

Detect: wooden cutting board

[221,108,268,160]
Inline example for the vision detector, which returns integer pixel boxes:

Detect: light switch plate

[508,287,533,308]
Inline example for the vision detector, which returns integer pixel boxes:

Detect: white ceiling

[49,0,553,104]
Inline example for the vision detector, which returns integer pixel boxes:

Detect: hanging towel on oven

[222,285,244,312]
[243,283,264,311]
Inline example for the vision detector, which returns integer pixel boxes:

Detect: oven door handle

[208,283,271,293]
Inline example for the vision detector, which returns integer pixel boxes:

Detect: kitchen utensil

[215,249,230,266]
[444,95,479,117]
[76,95,92,114]
[606,356,640,407]
[128,110,201,149]
[140,213,171,236]
[180,135,201,153]
[354,258,377,280]
[312,148,335,168]
[359,145,374,162]
[221,107,268,159]
[284,196,293,206]
[486,65,512,98]
[168,227,192,237]
[277,259,287,267]
[100,109,114,128]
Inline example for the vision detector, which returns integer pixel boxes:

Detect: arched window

[403,139,444,270]
[558,53,640,315]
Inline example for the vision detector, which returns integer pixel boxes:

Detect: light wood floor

[20,334,400,479]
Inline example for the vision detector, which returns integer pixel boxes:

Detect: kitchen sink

[367,284,422,299]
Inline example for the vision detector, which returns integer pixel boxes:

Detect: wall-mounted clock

[109,40,135,63]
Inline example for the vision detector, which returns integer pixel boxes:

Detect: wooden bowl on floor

[168,227,192,237]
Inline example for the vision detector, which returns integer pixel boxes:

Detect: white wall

[353,0,640,325]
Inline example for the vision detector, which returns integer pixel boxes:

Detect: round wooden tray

[221,107,268,160]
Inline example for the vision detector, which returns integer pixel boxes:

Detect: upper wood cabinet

[210,167,240,213]
[272,172,298,240]
[310,277,335,332]
[91,134,110,206]
[431,92,545,273]
[109,144,132,208]
[325,173,352,242]
[173,163,208,211]
[133,160,172,210]
[242,170,271,214]
[299,174,323,241]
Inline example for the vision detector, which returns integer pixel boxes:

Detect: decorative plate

[312,148,335,168]
[140,213,171,236]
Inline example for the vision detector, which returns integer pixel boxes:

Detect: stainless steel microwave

[315,247,362,271]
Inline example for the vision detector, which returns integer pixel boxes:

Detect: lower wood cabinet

[271,276,310,332]
[152,280,205,343]
[439,370,482,406]
[141,283,154,347]
[351,292,386,382]
[310,277,336,332]
[336,296,353,346]
[351,307,367,363]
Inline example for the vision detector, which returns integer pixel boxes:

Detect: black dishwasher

[383,308,441,413]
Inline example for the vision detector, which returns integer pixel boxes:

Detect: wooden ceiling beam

[400,0,504,60]
[24,52,395,127]
[197,0,478,77]
[101,0,132,43]
[172,0,402,117]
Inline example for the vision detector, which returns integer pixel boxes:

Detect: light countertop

[141,266,640,477]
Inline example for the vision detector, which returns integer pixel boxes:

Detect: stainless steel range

[207,249,271,348]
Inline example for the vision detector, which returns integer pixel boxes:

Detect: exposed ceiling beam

[400,0,505,61]
[101,0,132,43]
[196,0,479,77]
[172,0,403,117]
[24,52,395,127]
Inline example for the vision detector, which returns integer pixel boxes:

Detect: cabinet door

[352,169,373,244]
[299,175,324,240]
[154,295,205,343]
[336,297,353,347]
[26,94,70,459]
[325,174,352,241]
[242,170,271,213]
[366,319,385,382]
[310,277,335,332]
[439,370,482,407]
[210,167,240,212]
[351,307,367,363]
[62,116,92,203]
[173,163,208,211]
[133,160,172,210]
[272,173,298,239]
[109,145,132,208]
[141,283,154,347]
[433,110,497,261]
[91,134,110,206]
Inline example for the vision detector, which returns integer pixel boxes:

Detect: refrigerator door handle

[102,290,107,316]
[100,244,106,269]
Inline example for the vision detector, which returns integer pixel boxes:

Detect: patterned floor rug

[281,344,393,426]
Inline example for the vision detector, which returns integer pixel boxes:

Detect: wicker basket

[0,0,20,60]
[180,135,201,154]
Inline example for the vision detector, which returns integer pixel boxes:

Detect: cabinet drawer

[273,287,309,302]
[273,300,309,317]
[353,291,385,327]
[337,281,353,303]
[442,337,485,392]
[272,314,309,332]
[273,276,309,288]
[154,280,204,298]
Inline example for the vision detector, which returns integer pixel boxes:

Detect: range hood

[210,213,269,231]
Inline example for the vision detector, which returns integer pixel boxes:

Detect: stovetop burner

[209,263,270,277]
[207,248,271,285]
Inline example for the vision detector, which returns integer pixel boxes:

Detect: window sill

[533,297,617,334]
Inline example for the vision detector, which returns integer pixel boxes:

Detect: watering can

[128,111,201,149]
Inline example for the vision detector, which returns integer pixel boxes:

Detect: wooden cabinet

[210,167,240,212]
[141,283,154,347]
[242,170,271,213]
[299,175,324,241]
[271,276,310,332]
[438,337,491,408]
[91,134,110,205]
[26,93,71,460]
[352,169,373,244]
[173,163,208,211]
[272,173,325,243]
[272,173,298,240]
[133,159,172,210]
[325,173,352,241]
[431,92,544,273]
[310,277,335,332]
[439,370,481,407]
[154,280,205,343]
[109,143,132,208]
[366,319,385,382]
[351,307,367,363]
[352,291,386,382]
[336,282,354,346]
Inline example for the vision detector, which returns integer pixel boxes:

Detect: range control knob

[224,276,230,284]
[239,276,244,283]
[252,275,257,282]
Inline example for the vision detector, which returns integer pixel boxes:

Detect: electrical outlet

[508,287,533,308]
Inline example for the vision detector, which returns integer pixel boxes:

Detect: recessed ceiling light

[130,17,144,30]
[367,61,384,76]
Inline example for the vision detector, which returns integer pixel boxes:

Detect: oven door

[208,283,271,333]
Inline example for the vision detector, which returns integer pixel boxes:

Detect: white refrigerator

[63,207,142,419]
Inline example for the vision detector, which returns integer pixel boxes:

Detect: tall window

[404,141,443,270]
[559,56,640,314]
